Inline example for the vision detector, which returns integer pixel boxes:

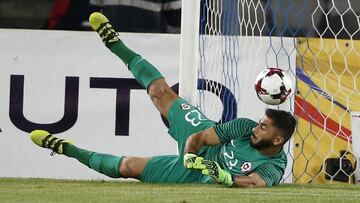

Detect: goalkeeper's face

[250,116,284,150]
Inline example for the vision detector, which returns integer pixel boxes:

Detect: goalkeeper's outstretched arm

[232,173,267,187]
[183,128,268,188]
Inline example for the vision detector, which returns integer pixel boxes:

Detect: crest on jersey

[241,162,252,173]
[181,103,191,110]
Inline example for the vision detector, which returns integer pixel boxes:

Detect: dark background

[0,0,359,39]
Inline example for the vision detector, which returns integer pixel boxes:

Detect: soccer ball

[254,67,292,105]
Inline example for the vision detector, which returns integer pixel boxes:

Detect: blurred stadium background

[0,0,181,32]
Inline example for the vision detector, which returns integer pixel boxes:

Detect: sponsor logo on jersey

[180,103,191,110]
[241,162,252,173]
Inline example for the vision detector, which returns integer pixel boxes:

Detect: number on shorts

[185,110,206,127]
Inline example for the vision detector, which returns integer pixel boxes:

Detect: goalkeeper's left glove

[183,153,207,170]
[184,153,233,187]
[201,161,234,187]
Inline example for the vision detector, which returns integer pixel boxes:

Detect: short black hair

[265,109,297,144]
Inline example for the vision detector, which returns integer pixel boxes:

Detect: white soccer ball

[254,67,292,105]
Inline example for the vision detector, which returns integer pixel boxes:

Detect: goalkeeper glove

[201,161,234,187]
[184,153,233,187]
[183,153,207,170]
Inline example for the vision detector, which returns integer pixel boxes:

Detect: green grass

[0,178,359,203]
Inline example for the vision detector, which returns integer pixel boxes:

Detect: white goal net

[180,0,360,184]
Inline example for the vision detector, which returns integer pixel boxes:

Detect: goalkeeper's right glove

[202,161,234,187]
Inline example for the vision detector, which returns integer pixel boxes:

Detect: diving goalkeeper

[30,12,297,187]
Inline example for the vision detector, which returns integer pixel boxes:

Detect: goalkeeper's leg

[30,130,206,182]
[89,12,178,118]
[31,129,151,179]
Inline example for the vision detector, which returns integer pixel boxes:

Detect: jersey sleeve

[253,163,283,187]
[213,118,257,143]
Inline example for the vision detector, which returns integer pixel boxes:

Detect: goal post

[179,0,200,104]
[179,0,360,184]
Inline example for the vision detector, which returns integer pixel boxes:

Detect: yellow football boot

[89,12,119,46]
[30,130,71,155]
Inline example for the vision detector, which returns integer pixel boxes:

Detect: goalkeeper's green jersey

[211,118,287,186]
[140,99,285,186]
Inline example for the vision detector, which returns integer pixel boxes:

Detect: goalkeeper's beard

[250,137,273,150]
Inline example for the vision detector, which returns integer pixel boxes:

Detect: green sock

[109,40,139,66]
[64,144,123,178]
[128,55,164,88]
[108,41,164,89]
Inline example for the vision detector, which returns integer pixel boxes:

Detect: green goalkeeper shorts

[140,98,218,183]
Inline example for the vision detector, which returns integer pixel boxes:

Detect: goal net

[180,0,360,184]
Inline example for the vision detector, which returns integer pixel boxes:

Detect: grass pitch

[0,178,359,203]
